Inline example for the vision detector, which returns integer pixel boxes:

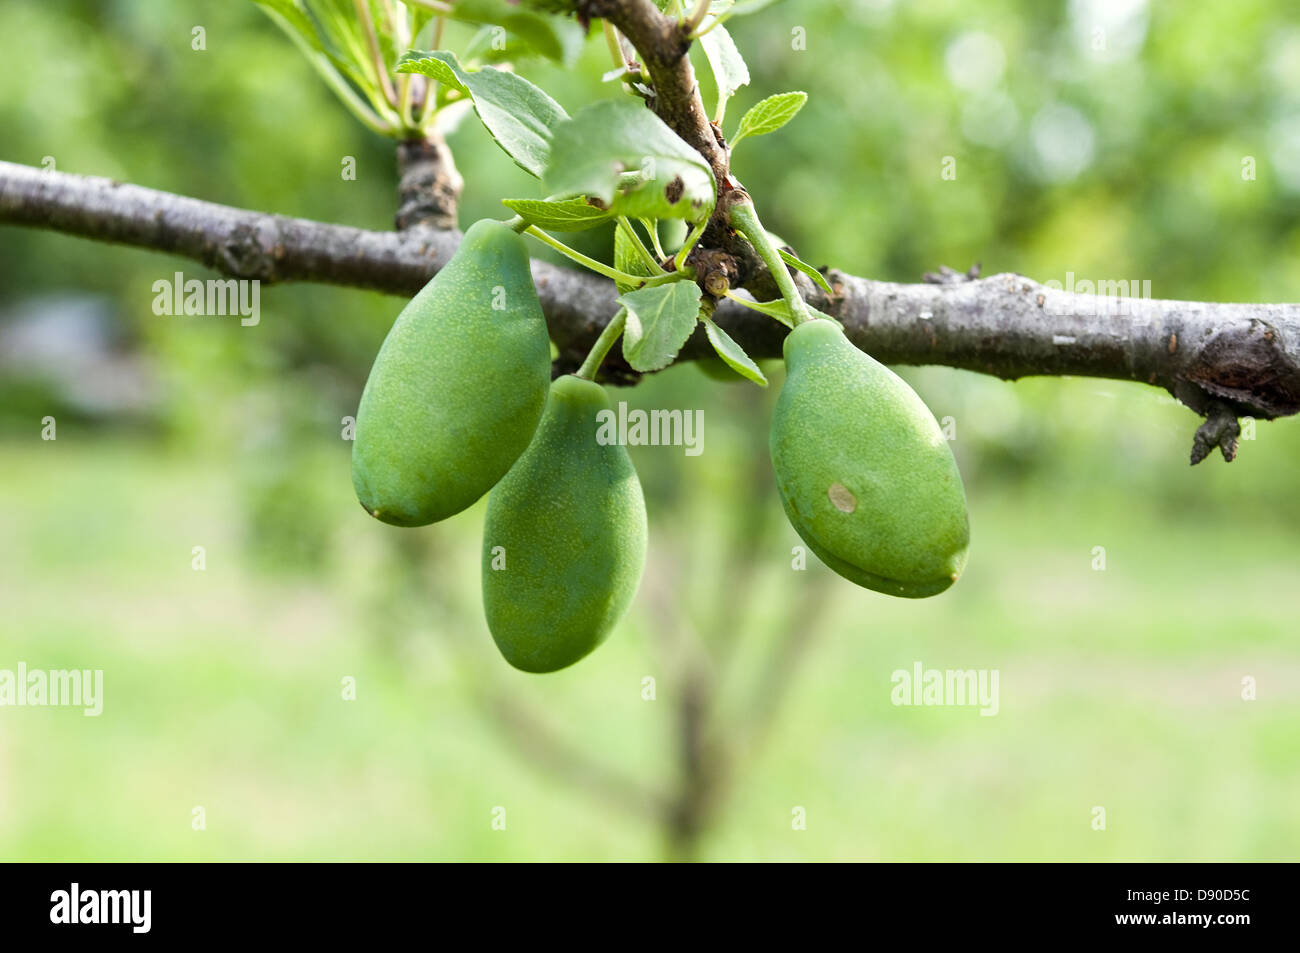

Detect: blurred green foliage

[1,0,1298,860]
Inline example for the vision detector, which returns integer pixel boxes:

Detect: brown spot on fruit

[827,482,857,513]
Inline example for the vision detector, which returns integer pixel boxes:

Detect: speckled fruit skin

[481,376,648,673]
[770,319,969,598]
[351,220,551,526]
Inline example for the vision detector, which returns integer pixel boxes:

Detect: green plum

[352,219,551,526]
[770,319,969,597]
[482,375,647,673]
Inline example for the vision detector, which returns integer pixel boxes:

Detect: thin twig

[683,0,711,34]
[739,573,836,760]
[484,689,673,823]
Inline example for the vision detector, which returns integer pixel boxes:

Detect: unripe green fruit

[770,320,969,598]
[481,375,648,673]
[352,220,551,526]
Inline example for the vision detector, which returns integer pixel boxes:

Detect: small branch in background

[665,665,713,862]
[484,689,672,824]
[707,400,780,674]
[389,538,671,828]
[676,572,833,856]
[643,548,725,862]
[736,573,834,762]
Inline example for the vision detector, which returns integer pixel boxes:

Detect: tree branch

[584,0,725,183]
[0,159,459,293]
[4,160,1300,442]
[0,159,616,372]
[823,270,1300,424]
[582,0,759,281]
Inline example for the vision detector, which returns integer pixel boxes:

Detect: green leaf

[501,197,614,232]
[410,6,436,42]
[399,49,462,89]
[730,91,807,149]
[462,25,530,67]
[778,248,834,295]
[637,217,666,257]
[725,293,837,331]
[618,281,704,372]
[545,100,717,222]
[447,0,582,63]
[260,0,374,95]
[398,50,567,178]
[701,316,767,386]
[614,223,659,294]
[461,20,587,67]
[370,0,397,76]
[252,0,324,52]
[726,292,795,328]
[699,23,749,123]
[617,219,664,273]
[308,0,375,83]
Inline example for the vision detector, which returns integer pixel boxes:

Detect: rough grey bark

[3,158,1299,440]
[0,159,461,293]
[395,136,462,230]
[823,270,1300,422]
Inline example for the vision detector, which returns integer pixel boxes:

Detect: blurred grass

[2,366,1297,860]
